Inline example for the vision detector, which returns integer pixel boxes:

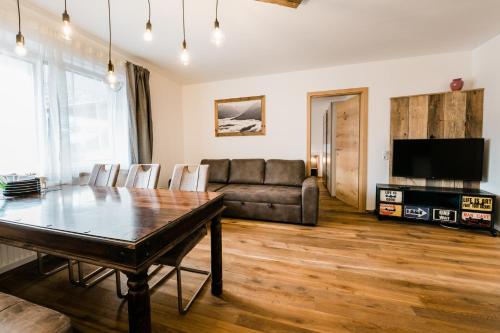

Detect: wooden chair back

[88,164,120,187]
[125,164,161,189]
[169,164,209,192]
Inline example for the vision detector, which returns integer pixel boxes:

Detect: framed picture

[214,95,266,137]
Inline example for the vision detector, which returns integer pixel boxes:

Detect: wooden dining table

[0,185,225,333]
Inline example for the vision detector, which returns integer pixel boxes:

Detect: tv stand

[376,184,497,236]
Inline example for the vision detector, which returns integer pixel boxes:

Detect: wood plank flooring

[1,182,500,332]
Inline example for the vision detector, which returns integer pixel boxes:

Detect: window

[0,53,130,182]
[65,70,130,174]
[0,54,40,175]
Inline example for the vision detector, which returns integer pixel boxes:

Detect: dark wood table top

[0,186,222,242]
[0,186,224,273]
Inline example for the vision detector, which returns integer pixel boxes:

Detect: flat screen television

[392,138,484,181]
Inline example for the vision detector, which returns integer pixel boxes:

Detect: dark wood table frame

[0,186,224,333]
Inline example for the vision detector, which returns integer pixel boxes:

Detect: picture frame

[214,95,266,137]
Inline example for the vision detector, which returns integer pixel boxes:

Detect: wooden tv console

[376,184,497,236]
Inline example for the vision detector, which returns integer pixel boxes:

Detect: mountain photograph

[215,97,265,136]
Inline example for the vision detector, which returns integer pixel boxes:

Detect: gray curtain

[126,62,153,164]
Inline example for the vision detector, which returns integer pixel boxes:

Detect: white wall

[473,34,500,228]
[150,72,184,188]
[182,52,472,210]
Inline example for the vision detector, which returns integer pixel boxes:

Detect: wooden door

[335,95,360,208]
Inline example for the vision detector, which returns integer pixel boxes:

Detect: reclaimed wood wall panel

[465,90,484,138]
[443,92,467,188]
[426,95,446,187]
[443,92,467,139]
[427,94,445,139]
[464,90,484,189]
[389,98,409,185]
[390,89,484,190]
[407,95,429,186]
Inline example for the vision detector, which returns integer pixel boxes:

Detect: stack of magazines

[0,176,41,197]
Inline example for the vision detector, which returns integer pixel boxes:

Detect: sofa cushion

[219,184,301,205]
[264,159,305,187]
[200,159,230,184]
[0,293,72,333]
[228,159,265,184]
[207,183,227,192]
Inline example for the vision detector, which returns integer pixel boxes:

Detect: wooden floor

[317,178,359,213]
[1,183,500,332]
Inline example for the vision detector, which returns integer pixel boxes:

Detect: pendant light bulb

[143,0,153,42]
[15,33,27,56]
[62,1,72,40]
[143,21,153,41]
[105,0,119,89]
[62,13,72,40]
[180,41,190,66]
[15,0,26,56]
[211,0,224,47]
[106,61,117,84]
[211,20,225,48]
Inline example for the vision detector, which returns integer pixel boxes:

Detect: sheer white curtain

[0,0,130,184]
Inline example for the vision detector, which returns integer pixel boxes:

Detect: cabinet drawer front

[432,209,457,223]
[379,190,403,203]
[404,206,430,221]
[462,196,493,211]
[461,211,492,227]
[379,204,402,217]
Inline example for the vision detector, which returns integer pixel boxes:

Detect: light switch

[383,151,391,161]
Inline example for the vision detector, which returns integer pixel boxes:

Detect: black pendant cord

[215,0,219,21]
[17,0,21,34]
[182,0,186,46]
[64,0,67,14]
[107,0,112,63]
[214,0,220,28]
[147,0,151,22]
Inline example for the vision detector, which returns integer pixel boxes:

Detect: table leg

[211,214,223,296]
[126,271,151,333]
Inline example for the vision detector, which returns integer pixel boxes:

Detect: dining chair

[116,164,211,314]
[169,164,209,192]
[88,164,120,186]
[37,164,120,279]
[67,164,120,287]
[125,164,161,189]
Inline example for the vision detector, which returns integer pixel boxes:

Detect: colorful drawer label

[404,206,430,220]
[379,204,402,217]
[461,211,492,227]
[432,209,457,223]
[380,190,403,203]
[462,196,493,212]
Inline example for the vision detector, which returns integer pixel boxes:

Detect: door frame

[306,87,368,212]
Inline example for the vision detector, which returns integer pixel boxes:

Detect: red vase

[450,78,464,91]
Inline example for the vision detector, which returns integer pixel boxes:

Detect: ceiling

[29,0,500,84]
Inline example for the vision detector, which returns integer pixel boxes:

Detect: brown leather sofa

[0,292,72,333]
[201,159,319,225]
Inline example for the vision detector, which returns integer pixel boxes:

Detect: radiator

[0,245,36,274]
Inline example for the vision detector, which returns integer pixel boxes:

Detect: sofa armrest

[301,177,319,225]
